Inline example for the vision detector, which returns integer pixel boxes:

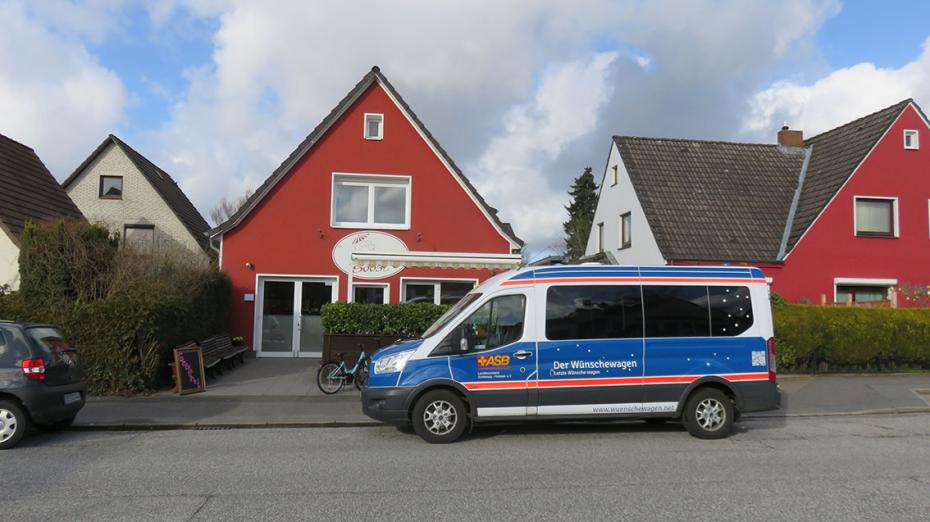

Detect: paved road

[4,414,930,521]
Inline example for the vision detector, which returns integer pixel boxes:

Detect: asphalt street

[4,413,930,521]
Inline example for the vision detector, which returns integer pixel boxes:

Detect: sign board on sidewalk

[173,346,207,395]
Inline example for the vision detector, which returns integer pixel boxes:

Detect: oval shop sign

[331,231,408,279]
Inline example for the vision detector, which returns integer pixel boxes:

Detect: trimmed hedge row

[321,302,450,338]
[773,304,930,371]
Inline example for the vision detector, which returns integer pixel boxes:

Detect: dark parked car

[0,322,84,449]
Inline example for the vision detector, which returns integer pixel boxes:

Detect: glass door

[258,278,336,358]
[298,282,333,357]
[260,281,296,356]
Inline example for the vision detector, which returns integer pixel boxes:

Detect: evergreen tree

[563,167,598,259]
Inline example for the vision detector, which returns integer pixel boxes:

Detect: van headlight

[374,350,414,374]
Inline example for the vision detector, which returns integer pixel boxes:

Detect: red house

[210,67,522,357]
[587,99,930,306]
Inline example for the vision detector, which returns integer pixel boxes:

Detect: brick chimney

[777,124,803,147]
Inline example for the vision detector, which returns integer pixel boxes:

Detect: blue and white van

[362,265,779,443]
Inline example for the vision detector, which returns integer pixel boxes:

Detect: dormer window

[904,129,919,150]
[364,113,383,140]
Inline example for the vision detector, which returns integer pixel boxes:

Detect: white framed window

[331,173,411,229]
[904,129,919,150]
[595,222,604,253]
[854,196,898,238]
[619,212,631,249]
[611,165,619,186]
[351,283,389,304]
[364,113,384,140]
[401,278,477,305]
[834,278,897,305]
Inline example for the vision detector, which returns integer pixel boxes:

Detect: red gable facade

[213,67,521,356]
[771,102,930,306]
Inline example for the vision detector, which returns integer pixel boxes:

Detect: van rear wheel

[411,390,467,444]
[683,388,734,439]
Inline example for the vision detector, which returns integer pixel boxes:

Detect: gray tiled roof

[0,133,85,242]
[63,135,211,251]
[210,66,523,249]
[613,99,914,263]
[784,99,911,250]
[615,136,806,262]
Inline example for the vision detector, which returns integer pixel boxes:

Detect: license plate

[63,392,82,405]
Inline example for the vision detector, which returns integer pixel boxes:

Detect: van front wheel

[411,390,467,444]
[683,388,734,439]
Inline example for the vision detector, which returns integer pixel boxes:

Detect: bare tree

[210,188,254,226]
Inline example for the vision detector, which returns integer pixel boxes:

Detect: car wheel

[36,417,76,433]
[411,390,467,444]
[683,388,734,439]
[0,400,28,450]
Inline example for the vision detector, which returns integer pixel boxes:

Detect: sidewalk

[74,366,930,429]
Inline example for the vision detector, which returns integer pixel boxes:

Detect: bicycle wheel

[317,362,345,394]
[354,361,370,390]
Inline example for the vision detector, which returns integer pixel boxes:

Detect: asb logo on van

[477,355,510,367]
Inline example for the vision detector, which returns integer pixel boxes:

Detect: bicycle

[316,351,369,394]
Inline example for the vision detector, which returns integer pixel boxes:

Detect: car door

[535,284,645,416]
[447,289,535,418]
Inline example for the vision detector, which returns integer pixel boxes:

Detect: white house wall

[65,144,206,256]
[0,230,19,290]
[585,142,665,264]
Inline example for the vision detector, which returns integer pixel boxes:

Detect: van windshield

[422,293,482,338]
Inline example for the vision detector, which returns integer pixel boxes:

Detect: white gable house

[585,139,664,264]
[63,135,211,257]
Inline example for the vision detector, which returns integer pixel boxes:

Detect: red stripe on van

[461,373,769,391]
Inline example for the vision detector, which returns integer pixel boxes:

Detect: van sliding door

[535,285,645,416]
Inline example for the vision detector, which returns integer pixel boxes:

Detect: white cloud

[0,0,127,177]
[146,0,840,247]
[470,52,618,245]
[0,0,851,249]
[744,37,930,139]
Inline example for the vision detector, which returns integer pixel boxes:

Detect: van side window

[642,285,710,338]
[708,286,753,336]
[444,295,526,353]
[546,285,643,340]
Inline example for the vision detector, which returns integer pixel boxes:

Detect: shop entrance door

[257,277,337,358]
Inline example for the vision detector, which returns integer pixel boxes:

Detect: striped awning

[352,251,523,270]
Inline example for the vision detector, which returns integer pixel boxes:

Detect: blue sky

[2,0,930,250]
[817,1,930,70]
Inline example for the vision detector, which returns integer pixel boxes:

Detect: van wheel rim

[423,400,457,435]
[0,409,16,442]
[695,398,725,431]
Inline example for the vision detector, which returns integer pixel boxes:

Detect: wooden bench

[198,334,249,371]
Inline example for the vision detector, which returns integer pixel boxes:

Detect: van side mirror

[459,337,469,352]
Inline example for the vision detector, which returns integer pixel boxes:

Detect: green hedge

[0,219,231,395]
[774,305,930,371]
[321,302,450,337]
[0,272,230,395]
